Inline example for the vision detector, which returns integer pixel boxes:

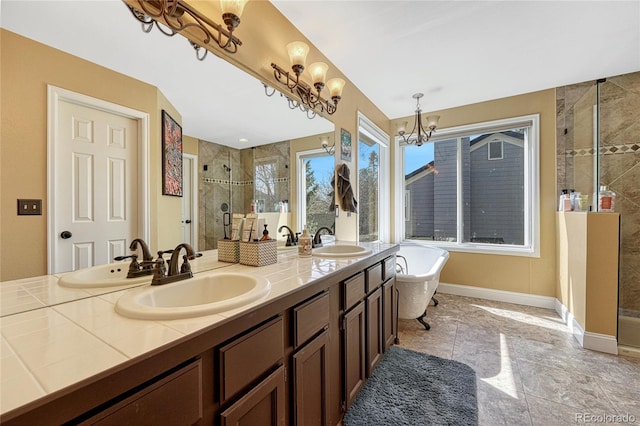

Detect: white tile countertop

[0,242,397,415]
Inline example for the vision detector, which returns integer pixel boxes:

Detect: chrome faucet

[150,243,202,286]
[278,225,298,246]
[114,238,155,278]
[312,227,334,248]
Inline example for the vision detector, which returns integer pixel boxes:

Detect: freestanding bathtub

[395,244,449,330]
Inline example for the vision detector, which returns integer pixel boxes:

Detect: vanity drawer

[383,256,396,281]
[219,316,284,404]
[293,292,330,349]
[365,263,383,293]
[343,272,365,311]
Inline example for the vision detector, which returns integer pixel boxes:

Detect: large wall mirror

[1,1,334,315]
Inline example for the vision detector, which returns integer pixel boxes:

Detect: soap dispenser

[298,227,312,257]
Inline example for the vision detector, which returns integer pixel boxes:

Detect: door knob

[60,231,72,239]
[185,220,192,224]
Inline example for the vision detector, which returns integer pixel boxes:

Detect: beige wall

[0,30,184,280]
[390,90,558,297]
[557,212,619,336]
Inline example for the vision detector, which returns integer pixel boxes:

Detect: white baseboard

[583,332,618,355]
[437,283,619,355]
[437,282,556,309]
[554,299,585,346]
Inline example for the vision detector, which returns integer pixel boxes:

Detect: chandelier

[269,41,345,116]
[124,0,247,60]
[396,93,440,147]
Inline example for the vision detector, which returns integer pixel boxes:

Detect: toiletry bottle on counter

[298,227,312,257]
[559,189,571,212]
[598,185,616,212]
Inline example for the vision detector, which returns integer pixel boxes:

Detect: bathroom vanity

[0,243,398,425]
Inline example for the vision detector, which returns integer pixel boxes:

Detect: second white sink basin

[312,244,372,258]
[115,272,271,320]
[58,263,152,288]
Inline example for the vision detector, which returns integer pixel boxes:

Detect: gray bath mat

[344,346,478,425]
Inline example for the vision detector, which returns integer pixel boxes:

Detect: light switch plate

[17,199,42,215]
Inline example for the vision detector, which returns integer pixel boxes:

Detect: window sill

[403,240,540,258]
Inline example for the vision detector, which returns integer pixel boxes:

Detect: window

[488,140,504,160]
[358,113,390,242]
[395,115,539,256]
[296,150,335,234]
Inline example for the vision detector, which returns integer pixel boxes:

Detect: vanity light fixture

[124,0,247,60]
[320,136,335,155]
[270,41,345,116]
[396,93,440,147]
[263,84,318,120]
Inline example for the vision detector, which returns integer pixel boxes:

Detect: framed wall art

[340,128,352,162]
[162,110,183,196]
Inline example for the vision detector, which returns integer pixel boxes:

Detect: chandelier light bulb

[426,115,440,130]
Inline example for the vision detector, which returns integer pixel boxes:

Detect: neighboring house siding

[433,140,458,241]
[469,140,524,244]
[407,174,434,238]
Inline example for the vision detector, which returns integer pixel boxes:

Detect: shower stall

[198,140,291,251]
[558,71,640,349]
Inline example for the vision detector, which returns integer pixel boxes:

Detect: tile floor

[397,293,640,425]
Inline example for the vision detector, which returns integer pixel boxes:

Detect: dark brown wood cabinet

[365,286,383,376]
[1,248,399,426]
[220,365,286,426]
[291,292,331,426]
[80,359,203,426]
[382,277,397,350]
[342,301,365,410]
[293,329,330,426]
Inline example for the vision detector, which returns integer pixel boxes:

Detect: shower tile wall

[558,70,640,323]
[599,73,640,318]
[198,141,243,250]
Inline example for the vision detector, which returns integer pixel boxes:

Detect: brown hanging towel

[336,163,358,213]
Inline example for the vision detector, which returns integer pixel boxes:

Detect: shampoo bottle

[298,227,312,257]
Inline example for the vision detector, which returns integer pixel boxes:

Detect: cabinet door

[342,301,365,410]
[220,365,286,426]
[293,328,330,426]
[366,287,383,377]
[382,278,396,350]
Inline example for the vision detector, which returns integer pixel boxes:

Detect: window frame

[393,114,540,257]
[357,112,390,243]
[296,148,335,233]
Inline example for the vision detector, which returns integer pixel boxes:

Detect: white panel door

[54,100,138,273]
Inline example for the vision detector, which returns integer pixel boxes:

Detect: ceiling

[2,1,639,148]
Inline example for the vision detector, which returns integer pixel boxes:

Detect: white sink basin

[312,244,372,258]
[58,263,152,288]
[115,272,271,320]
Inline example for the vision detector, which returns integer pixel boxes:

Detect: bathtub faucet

[312,227,333,248]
